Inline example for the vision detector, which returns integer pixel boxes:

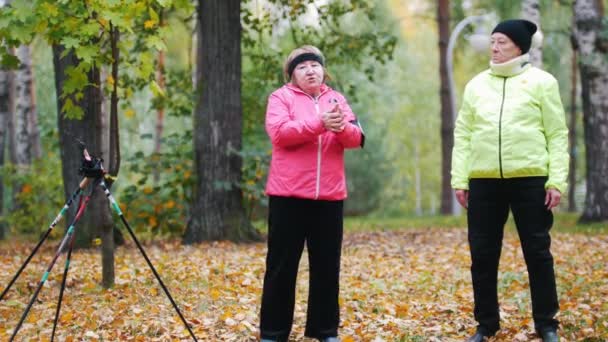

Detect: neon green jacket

[451,62,569,193]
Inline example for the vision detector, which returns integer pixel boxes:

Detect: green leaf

[100,10,129,29]
[1,53,20,69]
[155,0,173,7]
[75,45,98,64]
[150,80,166,97]
[61,98,84,120]
[81,22,101,37]
[10,0,34,22]
[40,2,59,17]
[137,51,154,79]
[63,66,88,94]
[60,37,80,50]
[10,23,34,42]
[149,7,159,23]
[145,35,166,51]
[0,14,11,30]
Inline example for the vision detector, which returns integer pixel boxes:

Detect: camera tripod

[0,147,198,341]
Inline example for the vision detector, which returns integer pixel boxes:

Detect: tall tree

[437,0,455,215]
[572,0,608,222]
[153,10,166,185]
[0,53,11,240]
[568,32,578,212]
[184,0,260,243]
[53,46,114,249]
[521,0,543,67]
[10,44,41,166]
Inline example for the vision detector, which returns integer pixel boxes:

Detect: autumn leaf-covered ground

[1,224,607,341]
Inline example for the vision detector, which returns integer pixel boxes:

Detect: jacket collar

[489,53,531,77]
[286,83,331,98]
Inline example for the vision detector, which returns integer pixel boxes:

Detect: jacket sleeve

[541,77,569,193]
[334,94,364,149]
[451,84,474,190]
[265,91,325,148]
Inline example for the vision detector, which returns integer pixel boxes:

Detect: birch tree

[521,0,543,67]
[572,0,608,222]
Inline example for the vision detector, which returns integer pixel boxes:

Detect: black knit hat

[492,19,537,53]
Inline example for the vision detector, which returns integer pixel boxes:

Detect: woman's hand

[455,189,469,209]
[321,103,346,132]
[545,188,561,210]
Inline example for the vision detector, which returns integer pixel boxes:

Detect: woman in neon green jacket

[451,19,568,342]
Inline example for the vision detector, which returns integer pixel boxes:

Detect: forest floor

[1,221,606,341]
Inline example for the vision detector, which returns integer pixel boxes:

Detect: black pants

[468,177,559,336]
[260,196,343,341]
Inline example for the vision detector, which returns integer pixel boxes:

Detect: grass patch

[343,212,608,234]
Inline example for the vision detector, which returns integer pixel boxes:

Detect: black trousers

[468,177,559,335]
[260,196,343,341]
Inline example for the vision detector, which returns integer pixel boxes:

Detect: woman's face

[291,59,324,96]
[490,32,522,63]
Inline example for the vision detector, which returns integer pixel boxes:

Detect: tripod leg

[9,191,94,341]
[1,178,90,301]
[100,181,198,342]
[51,223,78,342]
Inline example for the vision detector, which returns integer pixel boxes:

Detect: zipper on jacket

[314,97,321,199]
[498,77,507,178]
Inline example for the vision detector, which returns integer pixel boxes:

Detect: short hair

[283,45,331,82]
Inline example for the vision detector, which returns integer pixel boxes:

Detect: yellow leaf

[60,312,73,323]
[143,186,153,194]
[148,216,158,227]
[21,184,33,194]
[165,200,176,209]
[210,289,221,300]
[124,108,136,118]
[107,75,114,86]
[144,20,156,29]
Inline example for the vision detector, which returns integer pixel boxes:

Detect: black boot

[466,331,488,342]
[540,329,559,342]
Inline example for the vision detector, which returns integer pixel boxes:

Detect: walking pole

[9,179,100,342]
[0,178,91,301]
[79,147,197,340]
[51,195,86,342]
[99,179,198,342]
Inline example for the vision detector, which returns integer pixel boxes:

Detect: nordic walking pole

[99,179,198,342]
[0,178,91,301]
[51,196,86,342]
[9,179,99,342]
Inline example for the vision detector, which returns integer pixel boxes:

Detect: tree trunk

[53,45,115,250]
[153,51,165,184]
[0,63,11,240]
[521,0,543,67]
[99,24,122,289]
[184,0,260,243]
[572,0,608,222]
[10,45,41,166]
[0,0,11,240]
[568,34,578,212]
[153,13,166,184]
[437,0,454,215]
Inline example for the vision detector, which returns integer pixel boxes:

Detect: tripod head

[77,141,105,179]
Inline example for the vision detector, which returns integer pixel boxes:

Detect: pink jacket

[265,83,364,200]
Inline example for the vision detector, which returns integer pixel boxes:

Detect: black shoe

[466,332,488,342]
[540,330,559,342]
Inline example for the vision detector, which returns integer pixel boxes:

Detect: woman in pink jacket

[259,45,364,342]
